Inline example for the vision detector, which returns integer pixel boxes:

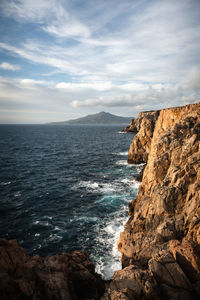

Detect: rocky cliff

[0,238,104,300]
[121,119,137,133]
[1,103,200,300]
[104,103,200,299]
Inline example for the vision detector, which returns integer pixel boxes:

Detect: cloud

[0,0,200,123]
[182,66,200,91]
[70,85,180,109]
[0,0,91,40]
[181,94,199,104]
[0,0,57,22]
[0,62,20,71]
[56,81,113,91]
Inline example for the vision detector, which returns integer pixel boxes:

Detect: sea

[0,124,142,279]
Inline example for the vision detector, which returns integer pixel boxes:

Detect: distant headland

[48,111,132,125]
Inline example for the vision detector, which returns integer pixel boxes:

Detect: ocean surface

[0,125,141,279]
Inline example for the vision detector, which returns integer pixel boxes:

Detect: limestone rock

[121,119,137,133]
[102,265,159,300]
[117,103,200,299]
[0,238,104,300]
[128,110,160,164]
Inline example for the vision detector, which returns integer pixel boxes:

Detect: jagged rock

[117,103,200,299]
[128,110,160,164]
[121,119,137,133]
[0,238,104,300]
[102,265,159,300]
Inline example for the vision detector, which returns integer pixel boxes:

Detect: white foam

[131,163,146,167]
[94,205,128,280]
[33,220,50,227]
[115,160,127,166]
[113,151,128,156]
[74,181,118,194]
[77,216,99,223]
[54,226,61,231]
[48,233,62,241]
[1,181,11,185]
[121,178,132,185]
[14,191,21,197]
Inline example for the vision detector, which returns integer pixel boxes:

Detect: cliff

[127,110,160,163]
[121,119,137,133]
[1,103,200,300]
[104,103,200,299]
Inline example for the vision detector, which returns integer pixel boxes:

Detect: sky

[0,0,200,124]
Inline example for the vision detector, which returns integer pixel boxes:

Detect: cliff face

[127,110,160,163]
[0,238,104,300]
[107,103,200,299]
[121,119,137,133]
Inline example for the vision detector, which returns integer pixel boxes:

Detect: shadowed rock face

[0,238,104,300]
[104,103,200,299]
[127,110,160,164]
[121,119,137,133]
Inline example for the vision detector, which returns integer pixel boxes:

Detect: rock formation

[104,103,200,299]
[0,238,104,300]
[127,110,160,163]
[121,119,137,133]
[1,103,200,300]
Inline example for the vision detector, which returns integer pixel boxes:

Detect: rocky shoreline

[106,102,200,299]
[1,102,200,299]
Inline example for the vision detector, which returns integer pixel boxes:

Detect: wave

[94,206,128,279]
[115,160,128,166]
[73,181,121,194]
[0,181,11,185]
[113,151,128,156]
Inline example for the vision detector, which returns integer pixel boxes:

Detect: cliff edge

[104,103,200,299]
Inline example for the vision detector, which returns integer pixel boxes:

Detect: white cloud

[182,66,200,91]
[181,94,199,104]
[56,81,113,91]
[0,0,91,40]
[0,0,200,123]
[44,19,90,39]
[0,0,57,22]
[0,62,20,71]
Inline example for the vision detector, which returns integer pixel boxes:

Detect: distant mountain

[50,111,132,125]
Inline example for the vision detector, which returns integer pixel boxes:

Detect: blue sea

[0,125,141,279]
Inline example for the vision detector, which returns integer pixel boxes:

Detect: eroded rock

[115,103,200,299]
[0,238,104,300]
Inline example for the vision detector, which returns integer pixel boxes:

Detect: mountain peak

[98,111,109,115]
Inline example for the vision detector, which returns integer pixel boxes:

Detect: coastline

[1,102,200,299]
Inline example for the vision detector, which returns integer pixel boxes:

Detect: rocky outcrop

[1,103,200,300]
[105,103,200,299]
[127,110,160,163]
[0,238,104,300]
[121,119,137,133]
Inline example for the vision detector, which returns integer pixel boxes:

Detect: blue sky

[0,0,200,123]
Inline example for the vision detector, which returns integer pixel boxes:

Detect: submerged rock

[0,238,105,300]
